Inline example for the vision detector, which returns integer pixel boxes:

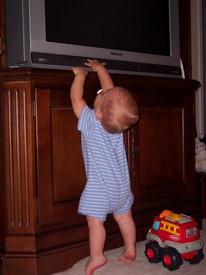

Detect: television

[5,0,183,78]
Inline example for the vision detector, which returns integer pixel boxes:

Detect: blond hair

[100,87,139,134]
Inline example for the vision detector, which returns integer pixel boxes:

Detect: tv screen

[5,0,182,77]
[45,0,170,56]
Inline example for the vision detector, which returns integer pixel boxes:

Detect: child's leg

[113,210,136,262]
[85,215,107,275]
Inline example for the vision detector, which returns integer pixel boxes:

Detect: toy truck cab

[145,210,204,271]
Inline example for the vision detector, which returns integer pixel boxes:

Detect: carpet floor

[53,219,206,275]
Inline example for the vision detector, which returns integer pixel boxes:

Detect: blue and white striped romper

[78,105,134,221]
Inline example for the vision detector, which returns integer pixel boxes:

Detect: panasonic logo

[110,51,123,56]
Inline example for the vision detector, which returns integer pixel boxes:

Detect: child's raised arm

[70,67,87,118]
[84,59,114,90]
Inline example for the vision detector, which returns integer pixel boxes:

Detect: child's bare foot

[118,248,136,263]
[85,255,107,275]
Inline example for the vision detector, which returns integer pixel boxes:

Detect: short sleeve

[78,105,96,137]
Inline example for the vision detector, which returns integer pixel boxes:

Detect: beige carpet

[53,219,206,275]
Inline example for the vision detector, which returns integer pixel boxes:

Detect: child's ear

[95,111,102,121]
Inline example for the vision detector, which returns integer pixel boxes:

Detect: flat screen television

[5,0,183,78]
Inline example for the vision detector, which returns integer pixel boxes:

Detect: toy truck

[145,210,204,271]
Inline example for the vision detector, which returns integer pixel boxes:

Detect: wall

[191,0,205,135]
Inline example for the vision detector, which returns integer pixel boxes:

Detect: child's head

[94,87,139,134]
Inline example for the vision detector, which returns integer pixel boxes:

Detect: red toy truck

[145,210,204,271]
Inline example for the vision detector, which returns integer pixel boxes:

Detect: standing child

[70,59,139,275]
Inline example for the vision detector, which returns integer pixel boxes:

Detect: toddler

[70,59,139,275]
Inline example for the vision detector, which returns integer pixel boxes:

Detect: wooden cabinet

[0,68,201,274]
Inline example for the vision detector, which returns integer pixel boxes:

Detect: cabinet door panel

[139,107,183,187]
[138,106,185,203]
[35,88,86,225]
[52,108,85,202]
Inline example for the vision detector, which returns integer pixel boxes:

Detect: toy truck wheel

[188,249,204,265]
[162,247,183,271]
[145,242,162,263]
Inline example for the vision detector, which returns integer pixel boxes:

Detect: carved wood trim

[3,82,36,233]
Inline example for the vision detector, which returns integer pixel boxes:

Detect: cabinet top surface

[0,67,200,92]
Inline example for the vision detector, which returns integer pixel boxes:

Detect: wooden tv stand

[0,68,201,274]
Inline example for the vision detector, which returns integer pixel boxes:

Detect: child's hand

[84,59,106,72]
[72,66,88,77]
